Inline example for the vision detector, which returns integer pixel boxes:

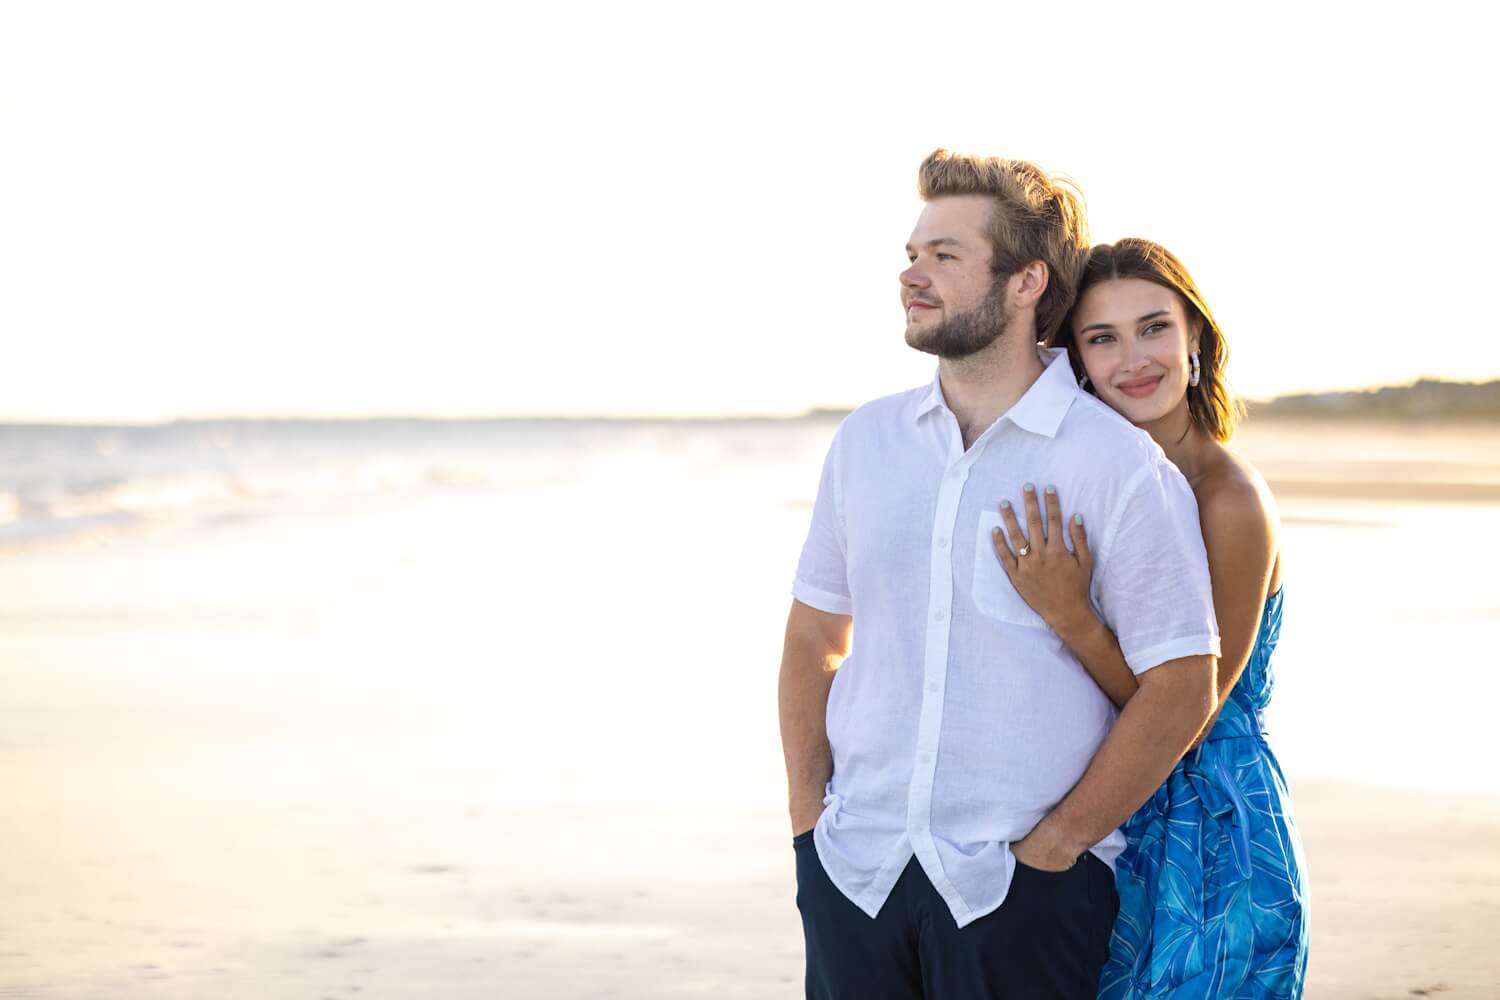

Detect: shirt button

[933,609,946,622]
[936,536,949,549]
[919,752,933,763]
[927,682,941,693]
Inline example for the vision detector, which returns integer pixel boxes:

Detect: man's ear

[1010,260,1050,309]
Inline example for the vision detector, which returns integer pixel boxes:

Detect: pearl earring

[1189,351,1201,388]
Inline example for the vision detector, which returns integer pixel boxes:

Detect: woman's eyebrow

[1078,309,1171,336]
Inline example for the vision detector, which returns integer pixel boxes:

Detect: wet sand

[3,418,1499,997]
[1295,782,1500,998]
[3,774,1499,998]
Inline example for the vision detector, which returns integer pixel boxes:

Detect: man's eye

[936,253,956,262]
[907,255,918,263]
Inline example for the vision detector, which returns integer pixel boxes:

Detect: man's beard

[905,280,1012,360]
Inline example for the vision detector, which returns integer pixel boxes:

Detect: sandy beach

[3,417,1499,998]
[5,777,1500,998]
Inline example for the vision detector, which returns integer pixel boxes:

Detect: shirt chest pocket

[971,508,1050,629]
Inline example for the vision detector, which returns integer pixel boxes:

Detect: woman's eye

[1087,334,1115,345]
[1143,322,1167,335]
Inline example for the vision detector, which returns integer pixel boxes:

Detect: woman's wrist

[1048,602,1102,644]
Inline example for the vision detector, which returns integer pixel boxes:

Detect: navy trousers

[794,829,1117,1000]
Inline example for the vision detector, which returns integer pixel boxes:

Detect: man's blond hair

[917,149,1090,342]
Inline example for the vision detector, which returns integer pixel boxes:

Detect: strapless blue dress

[1097,587,1310,999]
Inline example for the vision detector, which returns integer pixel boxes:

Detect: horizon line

[3,375,1496,428]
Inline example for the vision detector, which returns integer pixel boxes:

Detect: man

[779,150,1222,999]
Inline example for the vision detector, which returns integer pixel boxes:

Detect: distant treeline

[805,379,1500,422]
[1248,379,1500,420]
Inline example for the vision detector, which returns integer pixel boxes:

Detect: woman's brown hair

[1050,238,1244,441]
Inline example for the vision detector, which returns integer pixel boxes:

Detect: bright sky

[2,2,1494,422]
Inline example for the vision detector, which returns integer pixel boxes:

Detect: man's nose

[900,262,930,288]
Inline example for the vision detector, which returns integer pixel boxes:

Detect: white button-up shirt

[792,347,1220,928]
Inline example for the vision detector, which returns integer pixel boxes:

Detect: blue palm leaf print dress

[1097,587,1310,999]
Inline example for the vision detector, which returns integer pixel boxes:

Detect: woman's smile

[1115,374,1164,399]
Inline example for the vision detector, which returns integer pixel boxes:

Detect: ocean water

[2,415,1498,798]
[8,413,1500,797]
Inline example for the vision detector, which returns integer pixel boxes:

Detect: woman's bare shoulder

[1195,445,1279,536]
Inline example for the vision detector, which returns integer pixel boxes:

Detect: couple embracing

[778,149,1310,999]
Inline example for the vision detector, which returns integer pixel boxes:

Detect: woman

[990,239,1309,998]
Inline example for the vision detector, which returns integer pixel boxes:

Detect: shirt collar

[912,346,1078,439]
[913,369,948,422]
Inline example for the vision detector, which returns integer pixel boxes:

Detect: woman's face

[1071,278,1200,428]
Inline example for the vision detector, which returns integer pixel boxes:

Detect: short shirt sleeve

[1092,458,1221,674]
[791,423,853,616]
